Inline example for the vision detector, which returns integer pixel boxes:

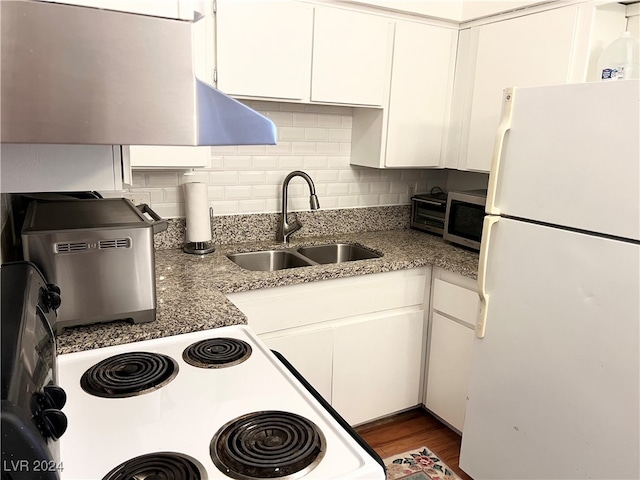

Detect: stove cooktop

[57,325,384,480]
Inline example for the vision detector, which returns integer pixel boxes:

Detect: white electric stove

[57,325,385,480]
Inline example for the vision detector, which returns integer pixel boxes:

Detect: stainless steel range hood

[0,1,277,146]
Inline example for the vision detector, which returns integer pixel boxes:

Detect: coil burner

[182,338,252,369]
[102,452,205,480]
[80,352,178,398]
[210,410,326,480]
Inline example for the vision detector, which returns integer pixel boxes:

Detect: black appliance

[1,262,66,480]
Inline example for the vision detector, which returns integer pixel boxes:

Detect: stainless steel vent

[99,239,131,250]
[56,242,88,253]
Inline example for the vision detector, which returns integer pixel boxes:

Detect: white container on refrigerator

[460,80,640,480]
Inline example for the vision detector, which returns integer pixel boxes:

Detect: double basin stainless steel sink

[227,243,382,272]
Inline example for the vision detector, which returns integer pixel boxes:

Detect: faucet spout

[278,171,320,243]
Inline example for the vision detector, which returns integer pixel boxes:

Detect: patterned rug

[384,446,462,480]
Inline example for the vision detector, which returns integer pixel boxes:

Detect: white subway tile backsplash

[293,112,318,126]
[328,128,351,142]
[349,183,370,195]
[380,193,401,205]
[237,145,267,156]
[370,182,391,194]
[291,142,318,155]
[131,171,146,187]
[265,111,293,125]
[303,156,328,169]
[238,199,267,214]
[278,156,304,170]
[251,156,279,170]
[209,156,225,170]
[224,156,253,170]
[208,186,225,201]
[318,114,343,128]
[225,185,253,200]
[238,171,266,185]
[338,196,359,208]
[125,101,448,217]
[210,145,238,155]
[358,194,382,206]
[147,171,179,187]
[314,170,340,183]
[209,171,239,185]
[338,170,359,183]
[279,127,306,141]
[253,184,280,199]
[327,183,350,196]
[213,201,239,214]
[304,128,329,141]
[266,142,292,155]
[318,143,342,155]
[163,187,181,203]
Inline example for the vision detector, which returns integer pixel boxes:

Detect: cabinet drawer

[227,268,429,334]
[432,278,478,327]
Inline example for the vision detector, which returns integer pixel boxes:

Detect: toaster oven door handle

[136,204,168,234]
[413,198,444,206]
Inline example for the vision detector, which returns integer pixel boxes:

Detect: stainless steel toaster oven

[410,191,448,235]
[21,198,167,333]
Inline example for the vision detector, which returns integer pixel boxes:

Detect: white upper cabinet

[448,2,627,172]
[351,20,457,168]
[311,7,393,106]
[215,2,391,106]
[216,1,313,100]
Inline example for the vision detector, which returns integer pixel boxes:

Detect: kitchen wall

[124,101,449,218]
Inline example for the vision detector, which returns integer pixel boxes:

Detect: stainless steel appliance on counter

[21,198,167,333]
[443,189,487,251]
[410,191,448,235]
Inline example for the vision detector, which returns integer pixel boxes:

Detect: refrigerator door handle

[476,215,500,338]
[486,87,516,215]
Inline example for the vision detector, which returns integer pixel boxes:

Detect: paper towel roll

[183,182,211,243]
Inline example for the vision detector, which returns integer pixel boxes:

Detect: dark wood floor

[355,408,473,480]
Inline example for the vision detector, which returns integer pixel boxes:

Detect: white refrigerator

[460,79,640,479]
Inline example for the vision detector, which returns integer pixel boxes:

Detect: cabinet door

[311,7,392,106]
[385,21,457,167]
[260,328,333,402]
[128,146,210,170]
[332,310,425,425]
[460,7,579,172]
[216,1,313,100]
[425,312,474,431]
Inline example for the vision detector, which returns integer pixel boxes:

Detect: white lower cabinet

[226,267,431,426]
[332,309,425,426]
[424,268,478,432]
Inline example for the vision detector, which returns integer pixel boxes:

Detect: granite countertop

[56,229,479,354]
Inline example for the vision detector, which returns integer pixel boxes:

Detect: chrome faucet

[278,171,320,243]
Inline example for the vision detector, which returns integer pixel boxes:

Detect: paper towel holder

[183,207,216,255]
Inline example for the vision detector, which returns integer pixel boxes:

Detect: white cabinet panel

[351,20,457,168]
[432,278,479,328]
[261,328,333,402]
[332,309,425,425]
[0,144,126,193]
[128,146,210,170]
[216,1,313,100]
[425,312,474,432]
[311,7,392,106]
[385,21,457,167]
[462,7,578,172]
[453,3,626,173]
